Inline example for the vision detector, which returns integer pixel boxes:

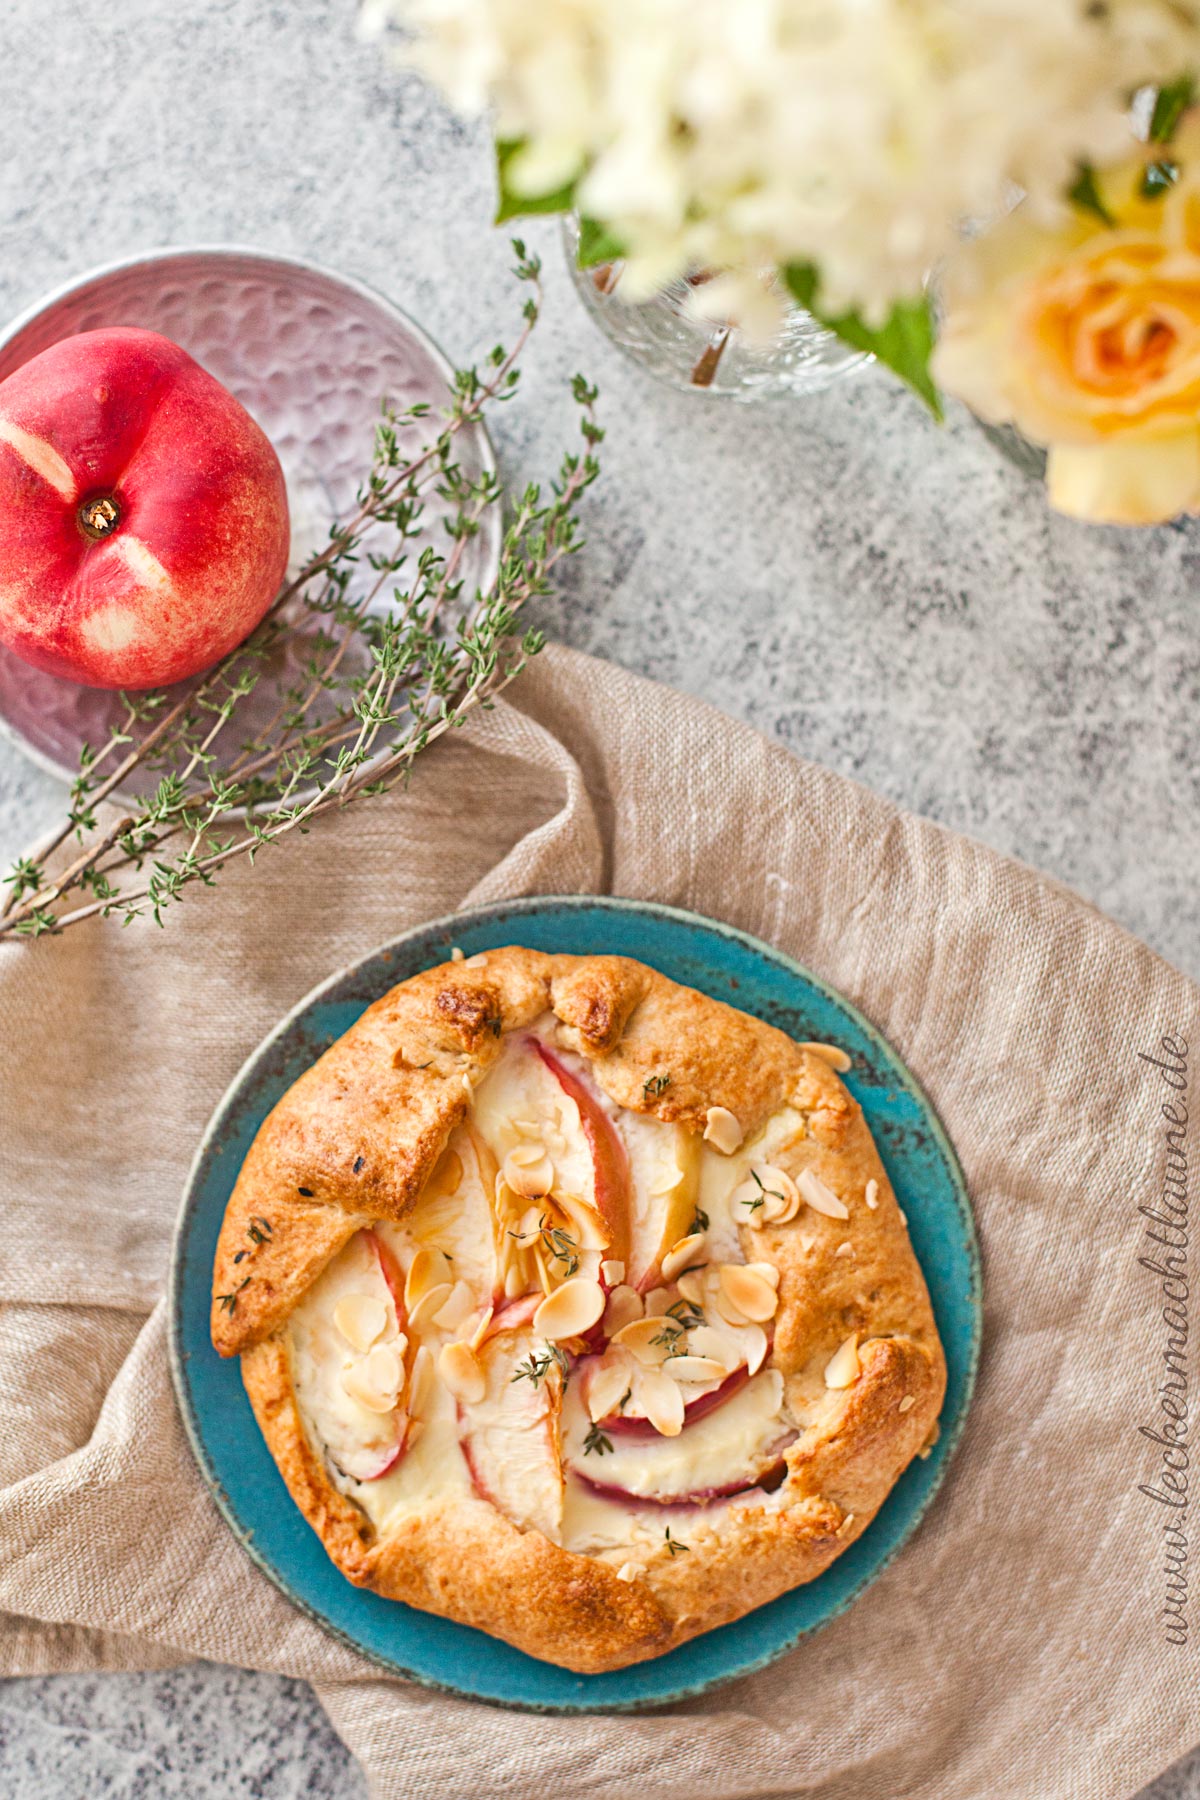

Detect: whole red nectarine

[0,327,289,688]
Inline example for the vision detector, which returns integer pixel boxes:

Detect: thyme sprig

[583,1422,613,1456]
[511,1342,571,1388]
[1,246,601,940]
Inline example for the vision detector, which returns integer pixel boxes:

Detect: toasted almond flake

[644,1286,672,1317]
[900,1209,909,1226]
[840,1512,856,1533]
[588,1355,635,1422]
[464,951,488,967]
[461,1073,473,1096]
[740,1322,770,1375]
[616,1561,642,1582]
[407,1281,454,1330]
[834,1242,852,1258]
[636,1367,686,1436]
[438,1339,486,1403]
[433,1279,476,1332]
[612,1315,675,1366]
[746,1261,781,1290]
[865,1179,879,1210]
[664,1353,728,1385]
[799,1041,852,1073]
[733,1164,800,1230]
[513,1204,542,1242]
[703,1106,743,1154]
[404,1419,423,1449]
[469,1304,495,1351]
[899,1394,915,1413]
[503,1149,555,1198]
[688,1324,741,1372]
[503,1264,525,1299]
[556,1191,610,1250]
[534,1276,606,1341]
[677,1270,706,1306]
[450,946,464,962]
[509,1141,548,1168]
[650,1164,684,1195]
[405,1248,454,1310]
[512,1117,541,1137]
[408,1344,435,1417]
[341,1346,403,1413]
[332,1292,388,1353]
[661,1233,707,1282]
[824,1332,861,1389]
[600,1258,626,1287]
[603,1284,644,1335]
[719,1264,778,1323]
[798,1169,850,1220]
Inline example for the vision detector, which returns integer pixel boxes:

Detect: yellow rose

[934,119,1200,525]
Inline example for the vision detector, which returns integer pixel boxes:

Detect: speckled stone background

[0,2,1196,1795]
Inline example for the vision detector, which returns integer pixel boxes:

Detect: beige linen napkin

[0,643,1195,1800]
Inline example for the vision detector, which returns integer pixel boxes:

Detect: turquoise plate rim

[169,894,982,1713]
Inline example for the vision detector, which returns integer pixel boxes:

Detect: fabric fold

[0,643,1195,1800]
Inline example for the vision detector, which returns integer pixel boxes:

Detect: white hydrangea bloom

[372,0,1198,319]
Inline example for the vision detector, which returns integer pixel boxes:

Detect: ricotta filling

[287,1016,819,1554]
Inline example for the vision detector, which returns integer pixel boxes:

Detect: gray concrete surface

[0,1,1195,1795]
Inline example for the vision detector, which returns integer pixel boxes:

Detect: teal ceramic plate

[170,896,981,1711]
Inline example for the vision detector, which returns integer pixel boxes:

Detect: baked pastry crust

[212,947,947,1672]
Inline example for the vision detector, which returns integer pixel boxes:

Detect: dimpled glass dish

[0,246,499,799]
[170,895,981,1712]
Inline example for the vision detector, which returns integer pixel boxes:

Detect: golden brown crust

[214,947,948,1670]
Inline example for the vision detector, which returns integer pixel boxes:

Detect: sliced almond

[450,946,464,962]
[432,1279,476,1332]
[503,1264,525,1300]
[600,1258,626,1287]
[650,1164,684,1196]
[799,1041,852,1073]
[556,1191,609,1251]
[438,1339,486,1404]
[508,1141,548,1168]
[865,1179,879,1210]
[664,1354,728,1385]
[603,1284,644,1335]
[676,1269,706,1306]
[643,1286,673,1317]
[408,1344,435,1417]
[824,1332,861,1389]
[746,1260,781,1290]
[503,1148,555,1198]
[834,1242,852,1258]
[405,1247,453,1311]
[898,1394,915,1413]
[688,1324,741,1372]
[703,1106,743,1154]
[427,1146,463,1198]
[587,1354,635,1422]
[612,1315,676,1367]
[407,1281,454,1330]
[798,1169,850,1220]
[635,1367,685,1436]
[719,1264,778,1324]
[341,1343,403,1413]
[533,1276,605,1341]
[738,1322,770,1375]
[660,1233,708,1282]
[511,1204,542,1243]
[732,1165,800,1229]
[332,1292,388,1353]
[616,1561,642,1582]
[512,1117,541,1138]
[469,1304,495,1350]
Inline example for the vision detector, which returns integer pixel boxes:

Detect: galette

[211,946,947,1672]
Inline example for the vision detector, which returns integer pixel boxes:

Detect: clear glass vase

[563,216,869,401]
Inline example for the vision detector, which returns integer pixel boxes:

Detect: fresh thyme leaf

[689,1207,710,1234]
[642,1072,671,1100]
[650,1320,686,1353]
[511,1343,571,1388]
[216,1275,252,1315]
[1066,163,1115,227]
[664,1526,690,1556]
[583,1422,614,1456]
[1150,75,1195,145]
[667,1298,704,1331]
[540,1217,581,1277]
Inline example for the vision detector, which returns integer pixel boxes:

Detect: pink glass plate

[0,246,500,799]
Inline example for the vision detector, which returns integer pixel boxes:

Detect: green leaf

[783,263,942,419]
[1067,164,1115,228]
[494,137,577,224]
[1141,159,1180,199]
[1149,75,1195,145]
[576,215,625,267]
